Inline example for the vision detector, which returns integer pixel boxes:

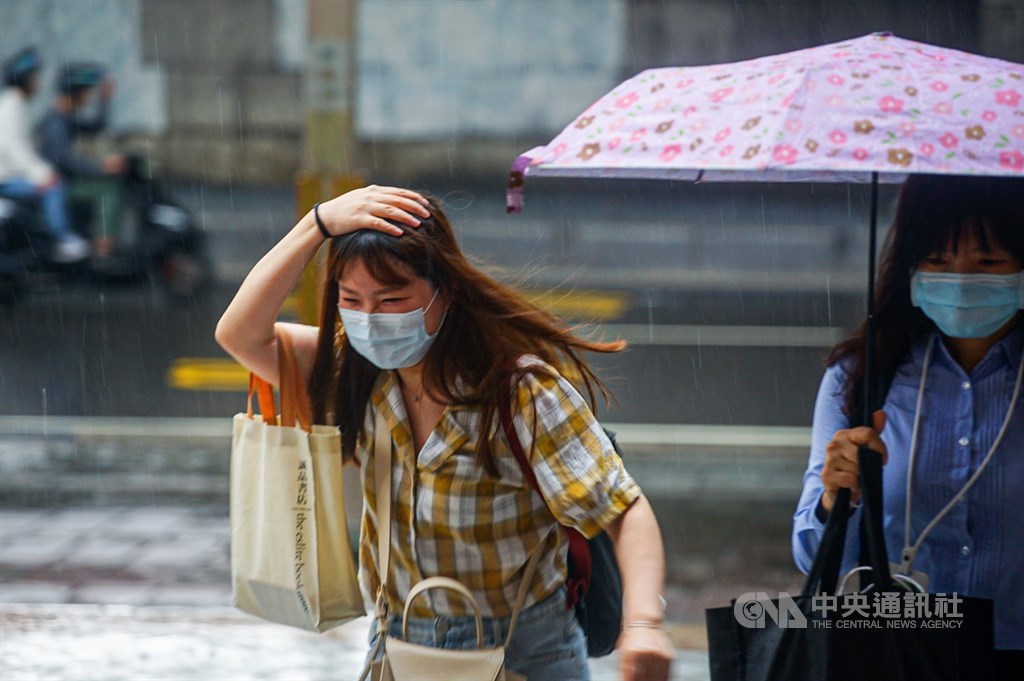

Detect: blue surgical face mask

[911,271,1024,339]
[338,289,446,369]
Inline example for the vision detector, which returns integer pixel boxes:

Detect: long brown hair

[828,175,1024,420]
[308,193,625,474]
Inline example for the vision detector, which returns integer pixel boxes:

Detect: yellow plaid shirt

[357,355,641,618]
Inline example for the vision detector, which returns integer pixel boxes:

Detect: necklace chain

[403,383,426,404]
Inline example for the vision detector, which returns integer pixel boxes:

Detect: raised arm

[215,185,429,385]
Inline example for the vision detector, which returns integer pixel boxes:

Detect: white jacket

[0,87,53,185]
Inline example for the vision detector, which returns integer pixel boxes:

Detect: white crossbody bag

[359,410,545,681]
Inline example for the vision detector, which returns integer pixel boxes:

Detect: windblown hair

[308,193,625,474]
[828,174,1024,420]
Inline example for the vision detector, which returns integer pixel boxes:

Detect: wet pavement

[0,604,710,680]
[0,505,712,680]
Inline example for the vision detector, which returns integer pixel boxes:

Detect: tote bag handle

[243,328,313,432]
[246,373,278,426]
[276,329,312,432]
[801,448,894,597]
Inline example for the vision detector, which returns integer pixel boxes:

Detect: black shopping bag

[706,449,995,681]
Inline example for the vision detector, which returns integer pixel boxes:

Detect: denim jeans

[367,585,590,680]
[0,179,72,238]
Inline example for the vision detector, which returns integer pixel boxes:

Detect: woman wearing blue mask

[216,186,674,681]
[792,175,1023,666]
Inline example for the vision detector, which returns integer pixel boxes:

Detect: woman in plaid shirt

[217,185,673,680]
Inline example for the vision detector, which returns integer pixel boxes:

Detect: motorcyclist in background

[0,47,90,263]
[38,63,126,258]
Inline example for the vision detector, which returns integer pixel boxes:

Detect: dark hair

[2,47,40,90]
[57,63,104,97]
[829,174,1024,419]
[308,193,625,474]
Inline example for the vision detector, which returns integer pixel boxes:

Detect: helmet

[57,62,105,96]
[2,47,41,89]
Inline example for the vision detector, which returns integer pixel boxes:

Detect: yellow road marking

[168,358,250,391]
[521,288,631,321]
[169,288,630,391]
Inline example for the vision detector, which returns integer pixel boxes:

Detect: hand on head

[316,185,430,238]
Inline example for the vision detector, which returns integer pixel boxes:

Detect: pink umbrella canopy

[507,32,1023,212]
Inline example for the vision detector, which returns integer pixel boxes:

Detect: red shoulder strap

[498,400,591,608]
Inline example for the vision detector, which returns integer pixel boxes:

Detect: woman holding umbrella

[792,175,1023,666]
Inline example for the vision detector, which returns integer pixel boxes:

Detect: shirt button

[958,436,970,447]
[961,545,971,556]
[961,381,971,391]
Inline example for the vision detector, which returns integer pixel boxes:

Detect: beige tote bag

[230,330,364,632]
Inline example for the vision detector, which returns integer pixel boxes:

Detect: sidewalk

[0,604,710,681]
[0,505,712,680]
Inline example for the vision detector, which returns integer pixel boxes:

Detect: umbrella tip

[872,31,895,38]
[506,155,531,214]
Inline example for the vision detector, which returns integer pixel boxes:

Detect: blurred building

[1,0,1021,186]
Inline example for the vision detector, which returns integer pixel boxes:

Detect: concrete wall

[356,0,626,139]
[628,0,1022,69]
[625,0,996,73]
[352,0,626,182]
[138,0,305,185]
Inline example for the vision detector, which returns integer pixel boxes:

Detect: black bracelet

[313,202,331,239]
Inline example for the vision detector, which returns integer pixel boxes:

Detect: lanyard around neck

[899,337,1024,575]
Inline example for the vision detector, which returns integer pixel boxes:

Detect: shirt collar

[999,322,1024,373]
[372,370,411,447]
[371,370,468,466]
[919,321,1023,377]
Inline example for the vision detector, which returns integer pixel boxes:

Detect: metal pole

[821,172,881,593]
[863,171,879,426]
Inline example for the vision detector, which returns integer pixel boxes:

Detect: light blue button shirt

[792,325,1024,650]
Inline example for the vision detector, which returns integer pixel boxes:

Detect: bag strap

[857,446,895,591]
[371,396,547,651]
[802,454,894,598]
[357,407,392,681]
[800,489,849,596]
[802,360,899,597]
[276,329,312,432]
[403,577,485,645]
[246,373,278,426]
[244,328,312,430]
[498,399,591,609]
[374,407,392,619]
[502,525,549,646]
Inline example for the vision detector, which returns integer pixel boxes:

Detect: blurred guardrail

[0,416,810,506]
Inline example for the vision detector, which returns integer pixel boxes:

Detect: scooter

[0,154,211,307]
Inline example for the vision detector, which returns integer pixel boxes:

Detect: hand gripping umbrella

[507,32,1023,591]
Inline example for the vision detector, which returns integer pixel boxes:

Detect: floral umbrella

[506,32,1023,434]
[507,32,1023,213]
